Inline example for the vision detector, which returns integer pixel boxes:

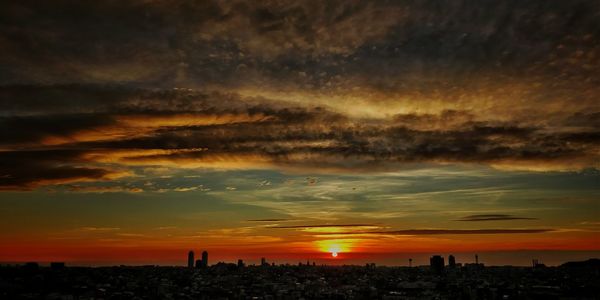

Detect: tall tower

[187,251,195,268]
[430,255,444,275]
[448,255,456,268]
[475,254,479,265]
[202,250,208,267]
[409,258,412,267]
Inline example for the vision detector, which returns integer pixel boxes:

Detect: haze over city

[1,0,599,269]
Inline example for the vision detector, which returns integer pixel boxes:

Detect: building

[448,255,456,268]
[202,251,208,267]
[237,259,245,268]
[50,262,65,270]
[187,251,194,268]
[195,259,202,268]
[23,262,38,270]
[430,255,444,274]
[533,259,546,268]
[261,257,267,266]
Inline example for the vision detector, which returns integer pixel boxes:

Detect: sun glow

[315,239,354,258]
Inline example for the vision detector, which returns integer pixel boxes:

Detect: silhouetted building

[202,251,208,267]
[448,255,456,268]
[2,260,599,299]
[430,255,444,274]
[409,258,413,267]
[195,259,202,268]
[261,257,266,266]
[237,259,244,268]
[475,254,479,264]
[50,262,65,270]
[187,251,194,268]
[533,259,546,268]
[23,262,38,270]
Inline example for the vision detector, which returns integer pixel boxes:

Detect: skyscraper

[202,250,208,267]
[187,251,194,268]
[448,255,456,268]
[430,255,444,274]
[261,257,266,266]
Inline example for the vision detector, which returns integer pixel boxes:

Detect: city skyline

[1,1,599,267]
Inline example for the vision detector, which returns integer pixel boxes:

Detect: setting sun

[315,239,354,258]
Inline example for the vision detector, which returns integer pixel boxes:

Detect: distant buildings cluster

[428,254,482,275]
[2,259,598,299]
[187,250,208,269]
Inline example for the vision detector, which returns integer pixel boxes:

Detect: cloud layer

[455,214,538,222]
[0,83,598,190]
[318,229,554,236]
[0,1,599,190]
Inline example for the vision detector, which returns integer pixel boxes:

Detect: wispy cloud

[455,214,538,222]
[317,229,554,236]
[246,219,294,222]
[68,185,143,193]
[271,224,378,229]
[78,227,120,232]
[155,226,177,230]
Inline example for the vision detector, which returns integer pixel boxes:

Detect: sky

[0,0,599,266]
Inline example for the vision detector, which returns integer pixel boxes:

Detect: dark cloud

[319,229,554,235]
[564,112,600,129]
[455,214,538,222]
[0,150,128,190]
[1,0,598,91]
[0,114,116,146]
[246,219,294,222]
[271,224,377,229]
[0,1,598,188]
[0,84,597,190]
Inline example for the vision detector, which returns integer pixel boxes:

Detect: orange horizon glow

[2,230,598,266]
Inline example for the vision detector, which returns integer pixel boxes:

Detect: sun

[327,244,341,258]
[315,239,353,258]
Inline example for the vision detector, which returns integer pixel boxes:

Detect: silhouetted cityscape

[1,253,599,299]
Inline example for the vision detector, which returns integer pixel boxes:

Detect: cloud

[0,149,132,191]
[455,214,538,222]
[78,227,120,232]
[246,219,293,222]
[258,180,272,187]
[318,229,554,236]
[155,226,177,230]
[67,185,143,193]
[271,224,378,229]
[0,1,599,189]
[0,0,407,86]
[0,84,597,192]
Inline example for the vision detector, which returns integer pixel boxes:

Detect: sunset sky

[1,0,599,266]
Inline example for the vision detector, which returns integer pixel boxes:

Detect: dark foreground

[1,260,599,300]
